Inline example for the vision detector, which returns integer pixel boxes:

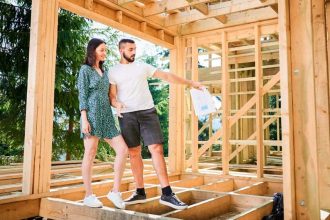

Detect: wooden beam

[157,29,164,40]
[115,10,123,23]
[140,21,147,32]
[118,0,136,4]
[23,0,59,195]
[193,3,209,15]
[84,0,93,10]
[166,195,232,219]
[278,0,296,218]
[168,37,185,173]
[255,25,264,178]
[234,182,268,195]
[39,197,171,219]
[184,19,278,41]
[59,0,176,48]
[143,0,214,17]
[198,179,234,192]
[221,31,230,175]
[180,6,278,35]
[191,37,199,172]
[312,0,330,211]
[162,0,277,27]
[289,0,322,218]
[170,176,204,188]
[0,199,40,220]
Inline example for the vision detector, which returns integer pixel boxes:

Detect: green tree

[0,0,120,162]
[0,1,32,162]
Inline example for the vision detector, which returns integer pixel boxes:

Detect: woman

[77,38,128,209]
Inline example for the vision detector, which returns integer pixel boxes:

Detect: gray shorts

[118,107,164,148]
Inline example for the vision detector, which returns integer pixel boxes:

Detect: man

[109,39,202,210]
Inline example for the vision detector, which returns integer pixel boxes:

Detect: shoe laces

[127,191,138,200]
[173,194,185,205]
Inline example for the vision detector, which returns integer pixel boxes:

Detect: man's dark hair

[118,38,135,49]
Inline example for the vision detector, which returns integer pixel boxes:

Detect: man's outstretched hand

[190,80,204,90]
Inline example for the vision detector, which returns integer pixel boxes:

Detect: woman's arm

[77,67,91,133]
[109,84,125,118]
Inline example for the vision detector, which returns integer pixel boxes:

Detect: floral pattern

[77,64,120,139]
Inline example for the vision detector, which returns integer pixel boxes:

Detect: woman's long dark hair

[84,38,106,72]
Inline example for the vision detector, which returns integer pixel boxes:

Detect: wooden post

[235,63,239,164]
[278,3,296,216]
[23,0,59,194]
[312,0,330,211]
[255,25,264,178]
[191,37,199,172]
[221,31,230,175]
[169,37,185,173]
[207,113,213,157]
[184,43,192,168]
[285,0,330,218]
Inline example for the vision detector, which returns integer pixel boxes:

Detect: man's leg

[148,143,170,188]
[118,111,146,203]
[139,107,187,209]
[148,143,188,210]
[124,145,147,204]
[128,145,145,188]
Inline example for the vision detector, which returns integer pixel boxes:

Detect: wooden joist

[58,0,176,48]
[39,197,172,220]
[142,0,215,17]
[161,0,278,27]
[179,6,278,35]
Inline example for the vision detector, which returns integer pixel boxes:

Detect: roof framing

[58,0,278,45]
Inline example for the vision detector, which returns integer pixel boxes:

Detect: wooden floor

[39,172,282,220]
[0,158,283,219]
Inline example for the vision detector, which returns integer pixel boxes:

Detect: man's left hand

[190,80,204,90]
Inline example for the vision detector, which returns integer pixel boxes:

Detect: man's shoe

[107,191,125,209]
[124,191,147,205]
[159,193,188,210]
[83,194,103,208]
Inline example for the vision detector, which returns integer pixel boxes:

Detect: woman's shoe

[107,191,125,209]
[83,194,103,208]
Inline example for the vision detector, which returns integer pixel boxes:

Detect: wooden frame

[23,0,59,195]
[1,0,329,219]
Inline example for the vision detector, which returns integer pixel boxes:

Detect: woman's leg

[104,135,128,192]
[82,135,99,197]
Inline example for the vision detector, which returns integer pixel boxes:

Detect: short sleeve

[144,63,157,78]
[108,69,116,85]
[77,66,89,111]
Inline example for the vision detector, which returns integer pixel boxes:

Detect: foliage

[0,0,171,163]
[0,1,121,162]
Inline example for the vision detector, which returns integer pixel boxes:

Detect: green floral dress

[77,64,120,139]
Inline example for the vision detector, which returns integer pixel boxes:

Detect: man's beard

[123,52,135,63]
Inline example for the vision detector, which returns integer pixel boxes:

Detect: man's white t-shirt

[108,62,157,113]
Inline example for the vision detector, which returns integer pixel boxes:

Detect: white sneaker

[107,191,125,209]
[83,194,103,208]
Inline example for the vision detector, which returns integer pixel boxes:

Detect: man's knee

[148,144,164,156]
[128,145,142,158]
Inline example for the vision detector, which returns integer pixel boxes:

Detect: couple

[77,38,202,210]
